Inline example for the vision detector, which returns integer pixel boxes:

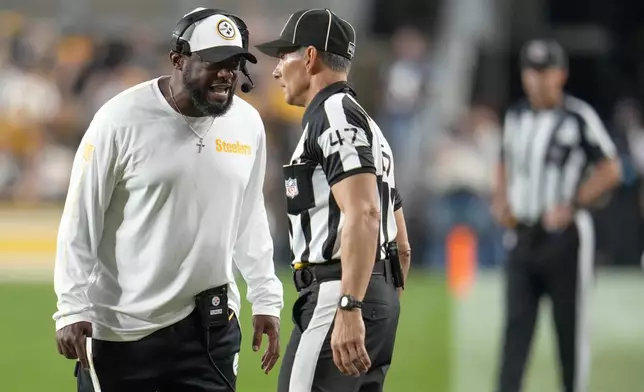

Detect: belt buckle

[293,261,308,271]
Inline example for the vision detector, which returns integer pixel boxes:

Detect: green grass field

[0,272,450,392]
[455,270,644,392]
[1,269,643,392]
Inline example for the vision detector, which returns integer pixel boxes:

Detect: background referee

[492,39,622,392]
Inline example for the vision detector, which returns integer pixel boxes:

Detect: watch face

[340,296,349,307]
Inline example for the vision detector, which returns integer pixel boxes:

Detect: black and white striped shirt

[283,81,401,265]
[501,94,618,223]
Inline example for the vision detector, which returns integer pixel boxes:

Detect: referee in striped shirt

[492,39,622,392]
[256,8,411,392]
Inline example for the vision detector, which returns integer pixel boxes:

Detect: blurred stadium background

[0,0,643,391]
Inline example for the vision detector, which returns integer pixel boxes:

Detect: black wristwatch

[338,294,363,311]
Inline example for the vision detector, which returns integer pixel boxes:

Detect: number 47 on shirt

[329,128,359,146]
[327,126,392,177]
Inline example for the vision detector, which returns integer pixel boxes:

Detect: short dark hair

[297,47,351,73]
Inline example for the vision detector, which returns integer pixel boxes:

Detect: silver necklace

[168,83,215,153]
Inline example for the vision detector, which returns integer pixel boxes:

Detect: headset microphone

[240,64,254,93]
[241,82,252,93]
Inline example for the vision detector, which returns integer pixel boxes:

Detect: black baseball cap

[520,39,568,70]
[255,9,356,60]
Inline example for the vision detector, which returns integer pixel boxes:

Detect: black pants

[497,211,595,392]
[278,260,401,392]
[76,309,241,392]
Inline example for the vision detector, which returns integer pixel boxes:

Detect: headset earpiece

[173,39,189,56]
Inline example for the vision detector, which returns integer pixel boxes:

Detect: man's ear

[304,46,318,74]
[169,51,184,71]
[560,69,569,86]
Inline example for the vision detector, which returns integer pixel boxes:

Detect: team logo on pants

[285,178,299,199]
[212,296,220,307]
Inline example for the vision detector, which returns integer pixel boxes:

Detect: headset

[172,8,255,93]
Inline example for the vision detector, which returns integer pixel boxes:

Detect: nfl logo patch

[285,177,299,199]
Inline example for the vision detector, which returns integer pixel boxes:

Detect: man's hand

[56,321,92,369]
[331,310,371,377]
[491,197,515,228]
[542,204,574,231]
[252,315,280,374]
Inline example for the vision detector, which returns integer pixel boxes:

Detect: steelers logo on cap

[217,19,236,40]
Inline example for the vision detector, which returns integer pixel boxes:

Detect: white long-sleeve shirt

[53,77,283,341]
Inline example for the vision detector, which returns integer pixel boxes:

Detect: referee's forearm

[394,208,411,283]
[493,162,508,202]
[339,209,380,302]
[575,158,622,206]
[399,247,411,283]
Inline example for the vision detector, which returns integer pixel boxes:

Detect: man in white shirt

[53,8,283,392]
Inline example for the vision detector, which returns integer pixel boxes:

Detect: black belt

[293,259,388,292]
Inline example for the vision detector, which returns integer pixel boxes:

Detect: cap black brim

[521,61,565,70]
[255,39,300,58]
[521,62,548,70]
[194,46,258,64]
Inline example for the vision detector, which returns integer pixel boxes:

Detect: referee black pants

[497,211,594,392]
[75,309,241,392]
[278,260,401,392]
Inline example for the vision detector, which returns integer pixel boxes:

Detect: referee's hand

[331,309,371,377]
[56,321,92,369]
[491,198,516,228]
[251,315,281,374]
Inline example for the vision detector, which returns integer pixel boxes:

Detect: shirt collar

[302,81,356,127]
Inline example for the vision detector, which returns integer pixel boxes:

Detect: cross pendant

[196,138,205,153]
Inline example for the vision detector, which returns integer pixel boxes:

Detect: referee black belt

[293,259,388,292]
[516,222,539,232]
